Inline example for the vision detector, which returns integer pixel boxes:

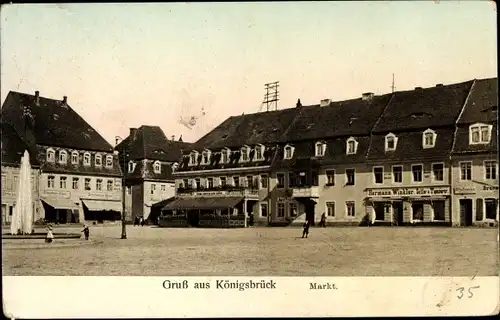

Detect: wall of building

[1,165,42,225]
[142,180,176,220]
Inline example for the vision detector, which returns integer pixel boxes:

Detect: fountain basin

[3,233,81,239]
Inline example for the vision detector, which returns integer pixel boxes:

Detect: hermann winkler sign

[366,187,450,198]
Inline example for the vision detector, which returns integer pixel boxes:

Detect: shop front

[365,186,451,226]
[453,183,499,227]
[40,190,79,224]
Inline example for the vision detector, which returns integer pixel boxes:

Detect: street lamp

[115,136,127,240]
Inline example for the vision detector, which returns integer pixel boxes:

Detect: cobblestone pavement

[2,226,497,276]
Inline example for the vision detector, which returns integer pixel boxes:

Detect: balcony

[177,185,259,198]
[287,185,320,198]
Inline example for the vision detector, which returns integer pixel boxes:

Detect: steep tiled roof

[366,128,456,162]
[451,125,498,155]
[456,78,498,125]
[372,80,474,133]
[1,91,113,151]
[280,94,393,142]
[126,159,176,182]
[1,121,39,167]
[115,126,192,162]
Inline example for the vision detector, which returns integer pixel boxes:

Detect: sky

[1,1,497,146]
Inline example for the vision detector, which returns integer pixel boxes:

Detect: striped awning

[162,197,244,211]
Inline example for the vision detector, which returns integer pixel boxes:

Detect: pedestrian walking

[81,224,90,240]
[302,219,310,238]
[249,212,254,226]
[45,225,54,243]
[134,216,139,226]
[140,217,145,227]
[319,212,327,227]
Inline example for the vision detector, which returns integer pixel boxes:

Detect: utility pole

[115,136,127,239]
[259,81,280,112]
[391,73,396,93]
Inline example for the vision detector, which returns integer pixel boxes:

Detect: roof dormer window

[172,162,179,172]
[422,128,437,149]
[83,152,91,166]
[95,154,102,167]
[189,151,199,166]
[346,137,358,155]
[221,148,231,164]
[469,123,493,145]
[385,133,398,152]
[241,146,250,162]
[105,155,113,168]
[315,141,326,157]
[128,160,135,173]
[255,144,265,161]
[201,150,211,165]
[284,145,295,160]
[153,160,161,173]
[46,148,55,163]
[58,150,68,164]
[71,151,79,165]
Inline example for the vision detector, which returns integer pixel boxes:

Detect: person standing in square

[302,219,310,238]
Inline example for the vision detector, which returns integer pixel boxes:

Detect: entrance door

[304,200,316,226]
[459,199,473,226]
[392,202,404,225]
[187,210,199,227]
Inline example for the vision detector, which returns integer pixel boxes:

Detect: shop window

[485,198,497,220]
[432,200,446,221]
[412,202,424,221]
[277,203,285,217]
[260,203,268,217]
[289,203,298,217]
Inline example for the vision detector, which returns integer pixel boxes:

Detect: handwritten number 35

[456,286,480,299]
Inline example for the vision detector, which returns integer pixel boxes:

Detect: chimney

[361,92,374,101]
[436,84,443,87]
[129,128,137,137]
[296,99,302,108]
[35,91,40,106]
[320,99,331,107]
[62,96,67,104]
[171,135,175,141]
[178,135,183,142]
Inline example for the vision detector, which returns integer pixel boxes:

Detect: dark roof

[457,78,498,125]
[1,91,114,151]
[280,94,393,142]
[451,124,498,155]
[115,126,192,162]
[125,159,175,182]
[366,128,456,162]
[1,121,39,167]
[372,80,474,133]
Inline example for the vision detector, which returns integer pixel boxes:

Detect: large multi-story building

[115,126,191,222]
[1,91,123,224]
[450,78,498,226]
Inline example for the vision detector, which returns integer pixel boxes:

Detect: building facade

[1,91,123,224]
[450,78,498,226]
[115,126,190,222]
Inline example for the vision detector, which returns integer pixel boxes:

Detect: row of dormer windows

[126,160,178,174]
[46,149,113,168]
[180,174,269,190]
[188,145,266,166]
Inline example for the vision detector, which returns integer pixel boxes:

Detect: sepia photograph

[1,1,498,318]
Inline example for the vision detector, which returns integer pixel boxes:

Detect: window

[433,201,446,221]
[172,162,178,172]
[326,170,335,186]
[72,177,79,190]
[202,150,210,164]
[127,187,132,195]
[315,142,326,157]
[346,137,358,155]
[345,169,355,186]
[277,203,285,217]
[150,184,156,194]
[13,176,18,190]
[346,201,355,217]
[161,184,166,191]
[246,176,253,188]
[85,178,91,190]
[288,172,296,187]
[221,149,229,164]
[104,155,112,168]
[207,177,214,189]
[71,151,79,164]
[412,202,424,221]
[311,171,318,186]
[385,133,398,151]
[95,154,102,167]
[1,175,5,190]
[47,149,55,162]
[107,180,113,191]
[189,152,198,166]
[47,176,55,188]
[59,150,68,164]
[432,163,444,182]
[476,198,483,221]
[423,129,437,148]
[128,161,135,173]
[83,153,91,166]
[182,179,189,188]
[469,123,492,144]
[411,164,423,183]
[485,161,497,180]
[60,176,67,189]
[277,173,285,188]
[195,178,201,189]
[96,179,102,191]
[233,176,240,187]
[260,203,268,217]
[220,177,227,187]
[284,145,294,159]
[255,145,264,160]
[373,167,384,184]
[326,202,335,217]
[289,203,298,217]
[241,147,249,162]
[260,174,268,189]
[153,161,161,174]
[485,198,498,220]
[392,166,403,183]
[459,162,472,181]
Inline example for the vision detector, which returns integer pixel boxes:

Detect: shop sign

[453,186,476,195]
[41,190,70,198]
[483,185,499,192]
[367,187,450,198]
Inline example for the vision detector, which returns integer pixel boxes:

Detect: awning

[163,197,244,211]
[41,197,77,210]
[82,199,122,212]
